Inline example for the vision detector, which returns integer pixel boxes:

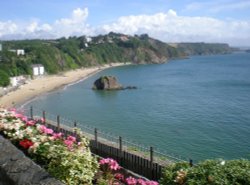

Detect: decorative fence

[22,107,191,181]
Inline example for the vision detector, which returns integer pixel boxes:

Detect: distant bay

[24,52,250,161]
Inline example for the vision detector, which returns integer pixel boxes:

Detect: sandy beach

[0,63,128,108]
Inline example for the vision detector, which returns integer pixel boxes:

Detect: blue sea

[24,52,250,161]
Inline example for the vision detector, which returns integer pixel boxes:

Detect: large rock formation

[92,76,123,90]
[92,76,137,90]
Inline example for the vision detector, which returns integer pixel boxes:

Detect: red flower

[19,139,34,149]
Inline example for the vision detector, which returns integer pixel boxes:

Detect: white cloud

[98,9,250,46]
[0,7,250,46]
[0,8,91,40]
[0,21,18,37]
[41,24,52,32]
[55,8,88,26]
[26,21,38,33]
[54,7,92,38]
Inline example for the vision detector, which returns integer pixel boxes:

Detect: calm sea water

[24,52,250,161]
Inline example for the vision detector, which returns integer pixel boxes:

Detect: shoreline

[0,63,130,108]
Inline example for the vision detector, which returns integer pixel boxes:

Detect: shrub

[0,69,10,87]
[160,159,250,185]
[0,108,98,185]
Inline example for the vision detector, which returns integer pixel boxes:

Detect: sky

[0,0,250,46]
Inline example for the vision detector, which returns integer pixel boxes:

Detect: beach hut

[32,64,45,76]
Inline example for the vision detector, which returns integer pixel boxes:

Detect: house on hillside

[8,49,25,56]
[86,37,92,43]
[32,64,45,76]
[17,49,25,56]
[10,76,26,87]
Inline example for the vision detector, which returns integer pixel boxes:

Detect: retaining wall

[0,135,64,185]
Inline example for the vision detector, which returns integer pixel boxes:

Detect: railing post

[57,115,60,132]
[94,128,98,143]
[74,121,77,137]
[30,106,33,119]
[119,136,123,165]
[119,136,122,151]
[42,111,46,125]
[189,159,193,167]
[94,128,98,153]
[150,146,154,163]
[150,146,154,179]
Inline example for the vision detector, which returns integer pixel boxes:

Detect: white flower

[220,160,225,165]
[24,127,33,135]
[40,135,48,142]
[29,142,40,153]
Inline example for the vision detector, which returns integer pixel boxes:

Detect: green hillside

[0,33,234,87]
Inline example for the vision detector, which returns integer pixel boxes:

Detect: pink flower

[46,128,53,134]
[137,179,147,185]
[126,177,137,185]
[26,120,35,126]
[110,159,120,170]
[39,125,46,132]
[52,132,63,139]
[67,135,76,142]
[9,108,16,112]
[15,113,24,119]
[146,181,159,185]
[99,158,110,165]
[64,139,74,149]
[40,118,45,123]
[21,116,28,122]
[99,158,120,171]
[39,125,54,135]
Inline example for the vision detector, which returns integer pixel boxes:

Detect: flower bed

[0,108,159,185]
[97,157,158,185]
[0,108,98,185]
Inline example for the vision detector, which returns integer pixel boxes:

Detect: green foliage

[160,159,250,185]
[0,34,233,78]
[0,69,10,87]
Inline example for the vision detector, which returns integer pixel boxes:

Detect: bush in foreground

[160,159,250,185]
[0,108,98,185]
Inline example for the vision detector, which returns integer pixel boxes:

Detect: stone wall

[0,135,64,185]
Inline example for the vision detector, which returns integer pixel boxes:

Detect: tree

[0,69,10,87]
